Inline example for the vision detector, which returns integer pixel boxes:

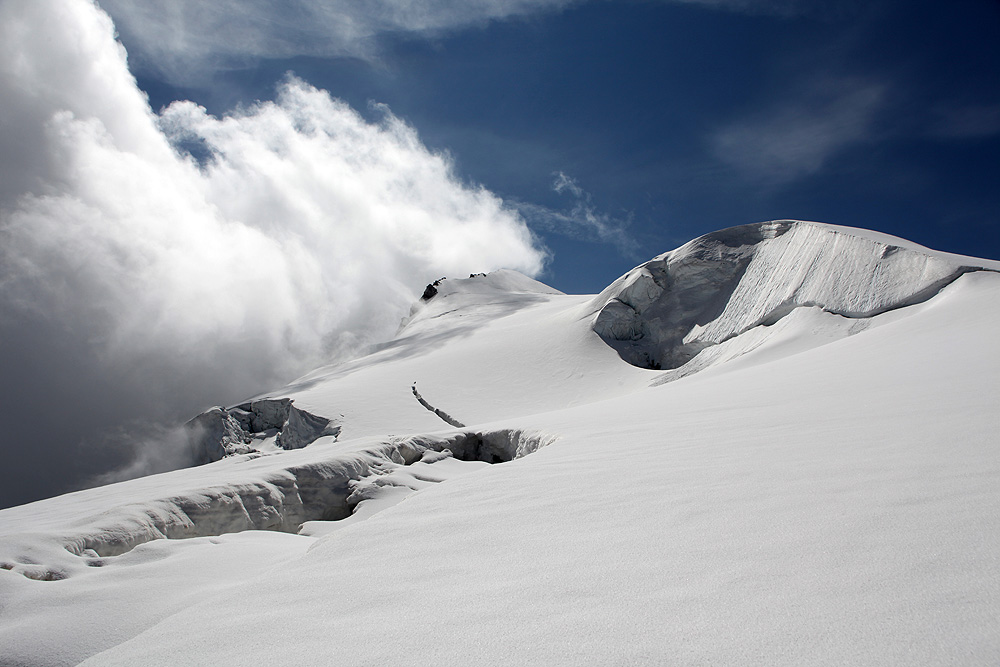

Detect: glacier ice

[185,398,342,463]
[591,220,994,371]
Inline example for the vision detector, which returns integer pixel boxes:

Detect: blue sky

[0,0,997,507]
[129,0,1000,293]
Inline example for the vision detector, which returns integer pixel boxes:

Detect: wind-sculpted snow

[591,220,997,371]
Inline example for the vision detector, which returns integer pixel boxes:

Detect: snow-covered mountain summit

[592,220,995,370]
[2,221,999,667]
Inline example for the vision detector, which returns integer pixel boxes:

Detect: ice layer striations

[590,220,990,370]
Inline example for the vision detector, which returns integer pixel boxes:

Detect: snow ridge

[591,220,997,370]
[411,383,466,427]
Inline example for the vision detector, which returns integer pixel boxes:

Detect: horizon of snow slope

[1,220,999,666]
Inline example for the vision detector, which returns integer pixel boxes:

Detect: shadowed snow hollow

[590,220,996,371]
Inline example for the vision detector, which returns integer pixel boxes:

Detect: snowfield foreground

[2,220,999,666]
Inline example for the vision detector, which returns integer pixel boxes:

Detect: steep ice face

[185,398,342,463]
[591,220,996,370]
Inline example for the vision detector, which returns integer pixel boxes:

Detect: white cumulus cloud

[0,0,546,504]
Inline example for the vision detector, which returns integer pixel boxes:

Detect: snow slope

[1,221,998,666]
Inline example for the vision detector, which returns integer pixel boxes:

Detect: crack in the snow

[0,428,559,581]
[411,383,466,427]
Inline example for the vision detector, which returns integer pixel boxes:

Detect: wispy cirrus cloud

[927,103,1000,140]
[97,0,574,82]
[96,0,810,82]
[711,78,885,186]
[513,172,640,258]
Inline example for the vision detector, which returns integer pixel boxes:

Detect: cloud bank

[0,0,545,506]
[96,0,808,82]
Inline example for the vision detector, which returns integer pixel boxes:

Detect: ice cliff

[590,220,995,370]
[185,398,342,463]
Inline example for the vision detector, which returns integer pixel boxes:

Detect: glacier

[1,221,998,667]
[591,220,991,371]
[184,398,343,463]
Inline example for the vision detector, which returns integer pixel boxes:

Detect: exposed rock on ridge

[591,220,992,370]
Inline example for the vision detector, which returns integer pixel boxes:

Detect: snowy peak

[422,269,564,301]
[401,269,564,334]
[592,220,997,370]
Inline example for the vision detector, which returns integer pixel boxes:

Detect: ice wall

[591,220,993,370]
[185,398,342,463]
